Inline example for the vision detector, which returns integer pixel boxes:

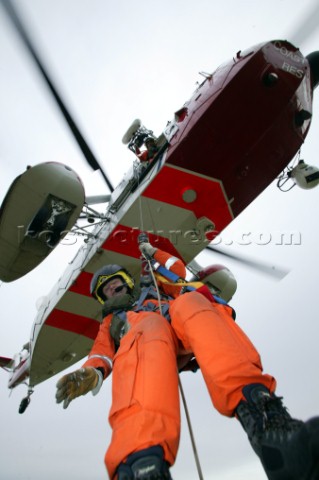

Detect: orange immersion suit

[83,249,276,479]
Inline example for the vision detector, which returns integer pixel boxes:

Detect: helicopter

[1,0,319,417]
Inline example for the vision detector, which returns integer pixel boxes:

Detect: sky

[1,0,319,479]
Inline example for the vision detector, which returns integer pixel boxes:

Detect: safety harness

[109,284,172,346]
[155,264,230,306]
[109,262,235,346]
[133,284,171,317]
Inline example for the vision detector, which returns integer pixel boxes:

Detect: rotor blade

[205,245,289,280]
[289,1,319,47]
[0,0,114,192]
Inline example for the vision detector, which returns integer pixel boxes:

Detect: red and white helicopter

[1,0,319,416]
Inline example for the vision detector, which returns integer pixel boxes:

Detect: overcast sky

[1,1,319,479]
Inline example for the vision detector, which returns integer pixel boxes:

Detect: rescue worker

[136,136,159,163]
[56,240,319,480]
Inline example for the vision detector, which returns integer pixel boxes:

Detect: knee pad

[116,445,172,479]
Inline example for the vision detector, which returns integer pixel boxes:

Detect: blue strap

[213,295,228,305]
[156,264,230,306]
[156,265,195,292]
[156,265,181,282]
[135,286,153,309]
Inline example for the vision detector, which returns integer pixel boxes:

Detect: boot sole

[306,417,319,480]
[308,459,319,480]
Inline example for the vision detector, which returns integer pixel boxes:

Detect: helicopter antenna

[0,0,114,193]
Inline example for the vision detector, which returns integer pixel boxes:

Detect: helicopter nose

[307,51,319,89]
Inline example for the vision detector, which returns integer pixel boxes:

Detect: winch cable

[141,252,204,480]
[136,162,204,479]
[137,162,146,234]
[178,376,204,480]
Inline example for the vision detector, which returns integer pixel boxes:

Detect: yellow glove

[55,367,103,409]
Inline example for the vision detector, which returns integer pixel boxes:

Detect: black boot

[116,445,172,480]
[236,383,319,480]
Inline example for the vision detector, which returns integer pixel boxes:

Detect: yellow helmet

[90,265,135,304]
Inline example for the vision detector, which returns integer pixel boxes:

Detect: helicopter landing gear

[19,388,34,414]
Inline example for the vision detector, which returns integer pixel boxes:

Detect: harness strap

[133,285,172,320]
[156,265,229,306]
[109,310,130,347]
[135,301,171,320]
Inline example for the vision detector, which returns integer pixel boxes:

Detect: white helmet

[193,264,237,302]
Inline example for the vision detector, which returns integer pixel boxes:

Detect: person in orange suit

[136,136,159,163]
[56,240,319,480]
